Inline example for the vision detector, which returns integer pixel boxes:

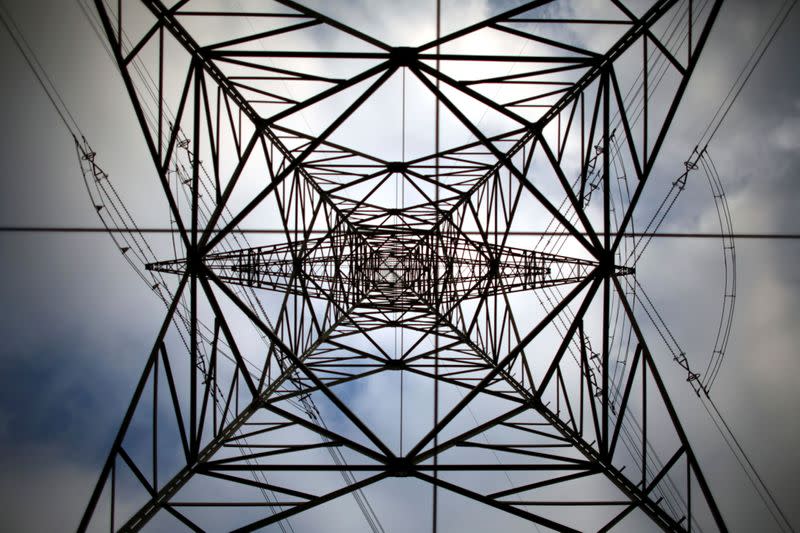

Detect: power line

[698,0,798,150]
[2,226,800,239]
[0,0,83,138]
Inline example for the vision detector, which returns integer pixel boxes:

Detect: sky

[0,0,799,532]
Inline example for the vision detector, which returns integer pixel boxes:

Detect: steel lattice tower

[78,1,728,531]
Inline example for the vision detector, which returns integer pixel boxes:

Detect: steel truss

[79,0,728,531]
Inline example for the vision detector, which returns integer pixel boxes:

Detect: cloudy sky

[0,0,798,531]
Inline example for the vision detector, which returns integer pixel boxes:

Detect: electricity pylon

[79,1,727,531]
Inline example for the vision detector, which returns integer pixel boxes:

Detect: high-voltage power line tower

[78,0,729,531]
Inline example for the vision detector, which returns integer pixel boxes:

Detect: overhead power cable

[697,0,798,151]
[3,226,800,239]
[0,1,83,139]
[701,395,796,533]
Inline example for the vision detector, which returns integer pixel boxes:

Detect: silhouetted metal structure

[79,0,728,531]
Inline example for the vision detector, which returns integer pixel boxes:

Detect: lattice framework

[79,1,728,531]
